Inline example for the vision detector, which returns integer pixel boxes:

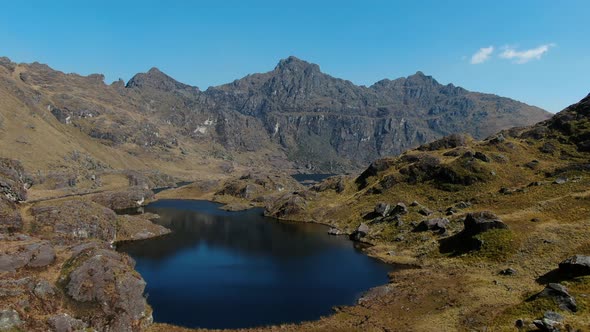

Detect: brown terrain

[158,93,590,332]
[0,54,587,332]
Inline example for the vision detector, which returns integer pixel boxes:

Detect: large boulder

[31,200,117,244]
[439,211,509,254]
[0,240,56,272]
[533,311,564,332]
[463,211,508,235]
[558,255,590,276]
[415,218,449,234]
[349,223,370,241]
[374,202,390,217]
[534,283,577,312]
[61,243,151,331]
[390,202,408,216]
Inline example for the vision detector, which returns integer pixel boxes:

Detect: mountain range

[0,56,550,174]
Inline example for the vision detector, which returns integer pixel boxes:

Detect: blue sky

[1,0,588,112]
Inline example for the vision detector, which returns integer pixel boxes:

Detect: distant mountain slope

[0,56,550,174]
[192,56,550,171]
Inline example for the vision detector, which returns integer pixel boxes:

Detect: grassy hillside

[254,93,590,331]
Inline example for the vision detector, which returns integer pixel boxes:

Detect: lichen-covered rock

[27,241,56,267]
[62,244,151,331]
[31,200,117,244]
[0,277,33,297]
[47,313,88,332]
[0,240,55,272]
[33,279,56,299]
[0,309,22,330]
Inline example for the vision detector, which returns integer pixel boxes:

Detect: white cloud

[499,44,555,64]
[470,46,494,64]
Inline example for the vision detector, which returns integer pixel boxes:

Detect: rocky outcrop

[418,134,468,151]
[0,158,30,202]
[533,283,577,312]
[89,187,154,210]
[415,218,449,234]
[519,92,590,153]
[439,211,509,255]
[532,311,564,332]
[311,175,347,193]
[355,158,397,189]
[0,198,22,233]
[463,211,508,236]
[374,202,391,217]
[31,200,117,244]
[215,172,303,202]
[116,214,171,242]
[61,243,152,331]
[0,239,55,272]
[350,223,370,241]
[0,56,550,173]
[47,313,88,332]
[264,192,310,218]
[558,255,590,276]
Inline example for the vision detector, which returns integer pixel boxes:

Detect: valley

[0,54,588,332]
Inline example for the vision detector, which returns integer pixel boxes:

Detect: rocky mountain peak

[126,67,197,92]
[148,67,163,74]
[405,71,439,86]
[274,56,321,74]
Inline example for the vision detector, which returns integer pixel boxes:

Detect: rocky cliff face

[128,56,549,171]
[0,55,550,173]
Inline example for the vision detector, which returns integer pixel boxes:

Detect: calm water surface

[117,199,393,329]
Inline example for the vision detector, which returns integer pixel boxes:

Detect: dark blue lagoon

[117,199,393,329]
